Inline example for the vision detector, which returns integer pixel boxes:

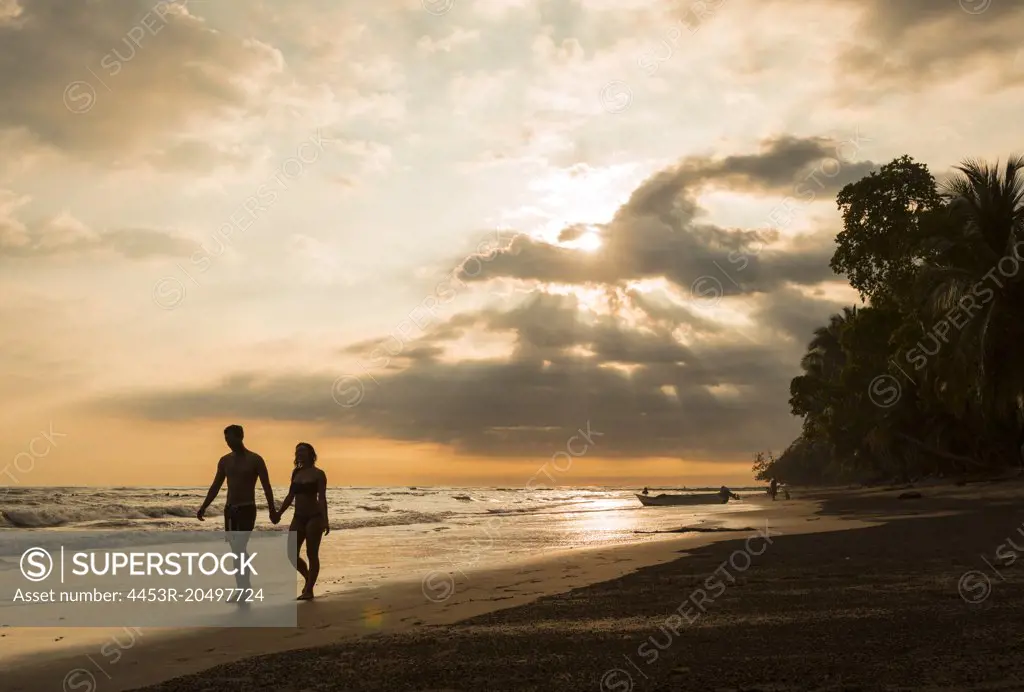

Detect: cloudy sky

[1,0,1021,487]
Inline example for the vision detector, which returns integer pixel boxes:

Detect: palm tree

[916,156,1024,464]
[789,307,858,422]
[800,306,858,382]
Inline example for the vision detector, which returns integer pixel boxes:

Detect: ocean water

[0,486,763,595]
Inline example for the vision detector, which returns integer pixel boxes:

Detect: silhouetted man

[197,424,276,598]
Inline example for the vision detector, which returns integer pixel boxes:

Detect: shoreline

[2,495,833,691]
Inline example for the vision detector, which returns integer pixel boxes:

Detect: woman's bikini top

[290,472,319,496]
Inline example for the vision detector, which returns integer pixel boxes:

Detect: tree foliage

[761,154,1024,485]
[830,155,944,305]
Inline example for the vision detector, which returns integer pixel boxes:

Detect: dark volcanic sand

[132,490,1024,691]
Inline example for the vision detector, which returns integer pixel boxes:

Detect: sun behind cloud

[574,231,603,253]
[553,224,604,253]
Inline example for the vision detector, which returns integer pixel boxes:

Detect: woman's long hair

[293,442,317,474]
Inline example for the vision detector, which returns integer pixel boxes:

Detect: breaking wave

[334,511,456,531]
[0,505,194,528]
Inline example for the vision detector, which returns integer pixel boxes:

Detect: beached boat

[635,492,727,506]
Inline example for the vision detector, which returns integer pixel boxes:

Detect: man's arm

[197,459,226,521]
[256,455,277,520]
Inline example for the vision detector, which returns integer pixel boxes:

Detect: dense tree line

[754,155,1024,485]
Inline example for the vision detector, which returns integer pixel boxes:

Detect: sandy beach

[9,483,1024,691]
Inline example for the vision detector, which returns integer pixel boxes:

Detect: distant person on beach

[642,487,649,495]
[274,442,330,601]
[769,478,778,501]
[196,424,277,597]
[719,486,740,503]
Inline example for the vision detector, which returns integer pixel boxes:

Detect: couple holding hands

[197,425,329,601]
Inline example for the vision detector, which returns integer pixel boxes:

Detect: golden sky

[1,0,1022,487]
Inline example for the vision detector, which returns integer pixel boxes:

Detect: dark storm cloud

[760,0,1024,92]
[662,135,878,196]
[754,286,848,343]
[557,224,589,242]
[622,288,723,336]
[0,0,279,161]
[455,135,866,293]
[98,286,851,460]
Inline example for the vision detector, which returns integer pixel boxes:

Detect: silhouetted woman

[276,442,329,600]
